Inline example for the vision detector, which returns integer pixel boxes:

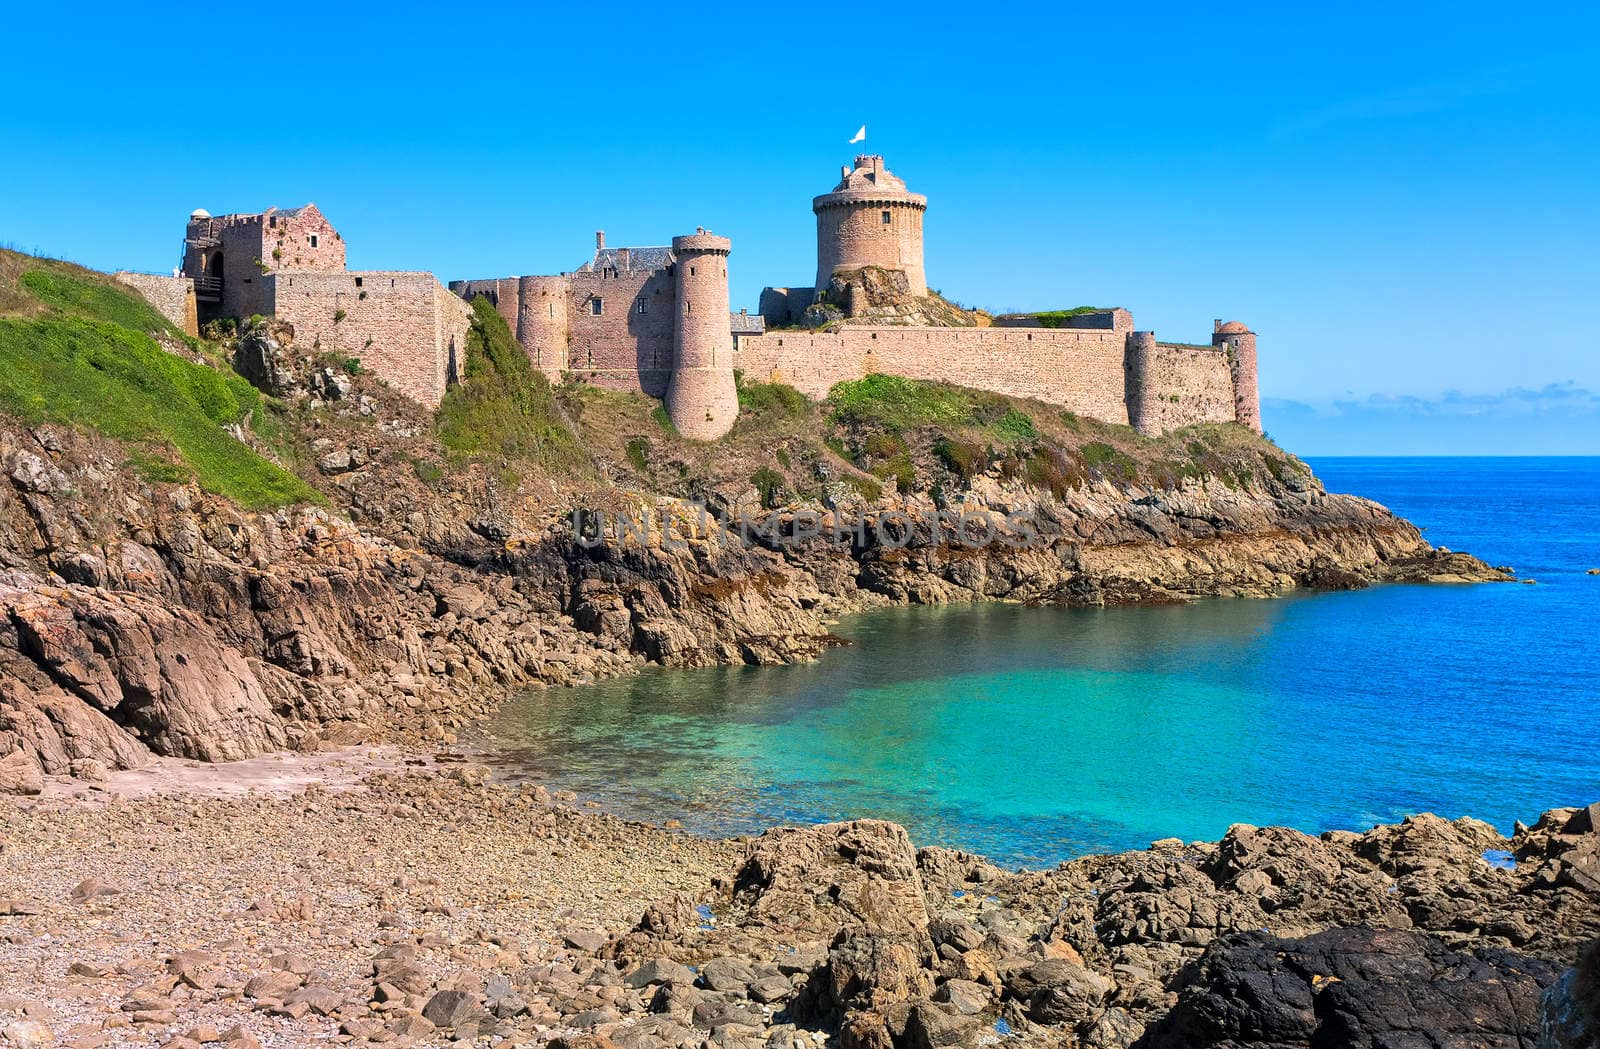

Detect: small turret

[664,228,738,440]
[1212,320,1261,432]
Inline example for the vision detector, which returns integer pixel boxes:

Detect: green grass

[436,297,586,479]
[827,375,977,431]
[0,316,317,507]
[19,269,180,338]
[1029,306,1104,328]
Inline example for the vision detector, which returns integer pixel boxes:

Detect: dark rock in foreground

[1142,927,1559,1049]
[603,805,1600,1048]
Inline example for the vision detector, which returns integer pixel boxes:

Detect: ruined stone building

[125,204,470,406]
[124,155,1259,438]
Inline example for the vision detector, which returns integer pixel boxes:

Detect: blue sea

[478,458,1600,868]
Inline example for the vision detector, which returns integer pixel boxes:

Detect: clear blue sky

[4,2,1597,454]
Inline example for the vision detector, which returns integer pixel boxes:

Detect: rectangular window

[881,210,891,225]
[637,300,647,314]
[309,234,320,248]
[354,276,363,288]
[591,298,604,315]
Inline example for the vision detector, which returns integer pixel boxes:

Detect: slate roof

[730,312,766,335]
[575,246,675,274]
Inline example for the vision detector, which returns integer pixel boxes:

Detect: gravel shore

[1,754,736,1048]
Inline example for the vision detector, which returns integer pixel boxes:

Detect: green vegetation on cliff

[1029,306,1104,327]
[0,251,317,508]
[436,297,585,480]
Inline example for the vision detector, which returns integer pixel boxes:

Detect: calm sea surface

[476,458,1600,868]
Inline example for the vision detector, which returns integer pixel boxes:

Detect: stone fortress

[122,155,1259,441]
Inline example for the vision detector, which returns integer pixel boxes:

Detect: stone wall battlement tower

[1213,320,1261,432]
[665,228,739,440]
[814,154,927,297]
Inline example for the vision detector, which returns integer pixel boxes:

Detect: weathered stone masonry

[265,271,471,407]
[133,155,1262,435]
[170,204,469,407]
[113,272,198,337]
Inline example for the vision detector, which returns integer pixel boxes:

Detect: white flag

[849,125,866,145]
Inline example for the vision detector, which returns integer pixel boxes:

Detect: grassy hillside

[435,297,587,484]
[0,251,318,508]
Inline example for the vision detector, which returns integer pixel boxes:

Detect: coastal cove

[477,457,1600,868]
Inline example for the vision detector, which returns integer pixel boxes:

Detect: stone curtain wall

[114,273,198,336]
[734,327,1137,426]
[450,278,522,338]
[1128,342,1238,434]
[265,271,471,407]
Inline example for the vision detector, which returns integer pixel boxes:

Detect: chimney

[1213,318,1222,333]
[873,155,882,176]
[618,248,630,269]
[596,231,606,251]
[841,164,851,181]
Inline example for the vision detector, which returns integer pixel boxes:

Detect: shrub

[625,436,649,472]
[842,473,883,503]
[1079,441,1137,482]
[1029,306,1102,328]
[934,436,988,482]
[411,457,444,484]
[750,466,785,508]
[826,375,973,431]
[861,431,908,461]
[1025,446,1083,498]
[201,317,237,341]
[332,308,347,323]
[737,379,809,419]
[992,409,1037,442]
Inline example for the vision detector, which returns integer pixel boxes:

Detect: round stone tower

[814,155,928,297]
[516,275,570,377]
[665,228,738,440]
[1124,330,1159,435]
[1212,320,1261,432]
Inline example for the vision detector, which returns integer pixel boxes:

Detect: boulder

[1540,938,1600,1049]
[1141,927,1561,1048]
[0,748,43,795]
[735,820,929,936]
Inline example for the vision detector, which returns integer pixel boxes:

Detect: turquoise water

[479,458,1600,868]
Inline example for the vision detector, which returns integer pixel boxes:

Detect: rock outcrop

[0,373,1506,782]
[594,807,1600,1048]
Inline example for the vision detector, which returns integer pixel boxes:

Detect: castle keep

[128,155,1260,438]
